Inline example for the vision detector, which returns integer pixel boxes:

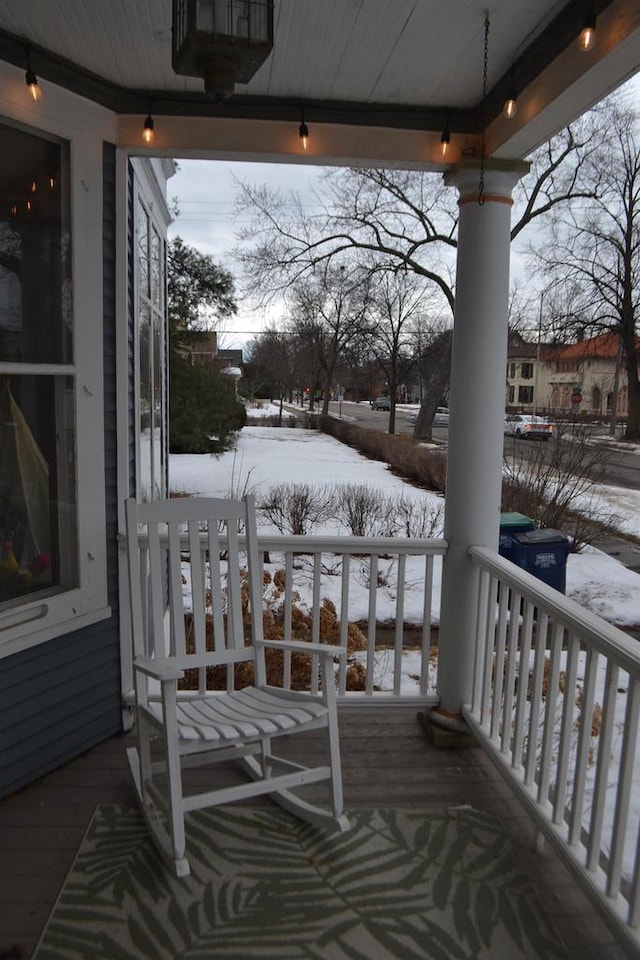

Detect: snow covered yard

[170,424,640,630]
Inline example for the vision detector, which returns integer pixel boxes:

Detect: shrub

[334,484,386,536]
[502,426,622,551]
[320,416,447,493]
[258,482,336,535]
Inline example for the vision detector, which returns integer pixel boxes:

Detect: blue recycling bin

[499,512,536,564]
[510,528,571,594]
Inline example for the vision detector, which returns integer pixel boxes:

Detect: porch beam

[435,160,529,719]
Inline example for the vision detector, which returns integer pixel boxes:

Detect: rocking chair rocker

[124,494,349,876]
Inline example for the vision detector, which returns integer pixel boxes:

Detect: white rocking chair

[124,494,350,877]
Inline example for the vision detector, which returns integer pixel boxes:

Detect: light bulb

[503,97,517,120]
[299,121,309,151]
[142,115,155,145]
[25,69,41,102]
[579,23,596,51]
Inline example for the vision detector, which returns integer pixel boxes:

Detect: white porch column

[436,161,529,720]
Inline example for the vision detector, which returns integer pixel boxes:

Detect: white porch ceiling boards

[0,0,566,104]
[0,0,638,164]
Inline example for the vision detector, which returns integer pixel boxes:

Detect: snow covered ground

[170,418,640,630]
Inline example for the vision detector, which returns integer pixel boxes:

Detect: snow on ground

[170,424,640,628]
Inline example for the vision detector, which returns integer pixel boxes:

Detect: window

[508,362,516,378]
[518,385,534,404]
[508,385,515,403]
[0,123,77,611]
[136,196,166,501]
[0,117,108,653]
[520,362,533,379]
[556,359,578,373]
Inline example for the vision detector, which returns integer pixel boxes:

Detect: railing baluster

[553,632,579,828]
[525,611,548,788]
[569,645,598,848]
[537,622,564,809]
[512,598,535,771]
[490,583,510,742]
[394,554,406,697]
[310,552,322,695]
[473,567,490,716]
[366,555,378,696]
[607,676,640,900]
[501,589,521,757]
[420,554,434,697]
[282,551,293,690]
[480,574,498,728]
[587,662,619,872]
[336,554,350,696]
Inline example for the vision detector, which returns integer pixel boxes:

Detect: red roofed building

[547,333,639,418]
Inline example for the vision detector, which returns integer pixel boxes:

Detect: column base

[417,707,479,750]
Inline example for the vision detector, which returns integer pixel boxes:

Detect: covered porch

[1,0,640,957]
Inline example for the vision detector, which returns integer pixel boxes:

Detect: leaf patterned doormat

[34,804,568,960]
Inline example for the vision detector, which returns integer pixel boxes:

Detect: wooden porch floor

[0,708,630,960]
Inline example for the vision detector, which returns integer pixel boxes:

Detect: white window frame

[0,81,113,658]
[133,180,168,502]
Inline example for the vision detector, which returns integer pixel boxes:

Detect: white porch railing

[466,546,640,954]
[255,534,445,704]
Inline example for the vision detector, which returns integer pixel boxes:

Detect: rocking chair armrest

[133,656,184,681]
[134,650,253,681]
[256,638,348,659]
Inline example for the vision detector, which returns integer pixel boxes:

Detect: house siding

[0,143,123,799]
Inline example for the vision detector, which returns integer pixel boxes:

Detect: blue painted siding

[0,142,123,799]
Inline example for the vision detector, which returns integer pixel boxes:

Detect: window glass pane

[137,199,149,301]
[151,227,161,308]
[139,302,152,501]
[152,309,164,499]
[0,375,77,607]
[0,125,71,363]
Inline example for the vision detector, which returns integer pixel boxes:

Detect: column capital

[444,158,530,204]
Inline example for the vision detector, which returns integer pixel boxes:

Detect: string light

[440,118,451,159]
[142,114,155,145]
[25,51,41,102]
[299,108,309,151]
[503,70,517,120]
[578,6,597,51]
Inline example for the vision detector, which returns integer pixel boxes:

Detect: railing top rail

[256,535,447,555]
[132,530,448,557]
[470,544,640,677]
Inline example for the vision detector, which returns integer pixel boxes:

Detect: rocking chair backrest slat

[226,521,244,652]
[188,518,207,659]
[147,522,167,659]
[207,522,225,653]
[167,519,185,658]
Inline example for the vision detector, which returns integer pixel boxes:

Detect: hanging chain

[478,12,490,206]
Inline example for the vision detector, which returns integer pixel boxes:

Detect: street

[325,401,640,492]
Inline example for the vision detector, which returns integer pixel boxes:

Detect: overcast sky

[168,159,326,345]
[166,74,639,350]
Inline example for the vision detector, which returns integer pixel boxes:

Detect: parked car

[406,406,448,425]
[433,406,450,426]
[504,414,554,440]
[371,396,391,410]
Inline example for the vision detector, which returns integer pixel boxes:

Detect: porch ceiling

[0,0,639,166]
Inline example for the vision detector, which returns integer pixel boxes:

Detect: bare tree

[235,113,603,316]
[364,267,431,434]
[288,264,371,415]
[245,326,296,423]
[531,96,640,439]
